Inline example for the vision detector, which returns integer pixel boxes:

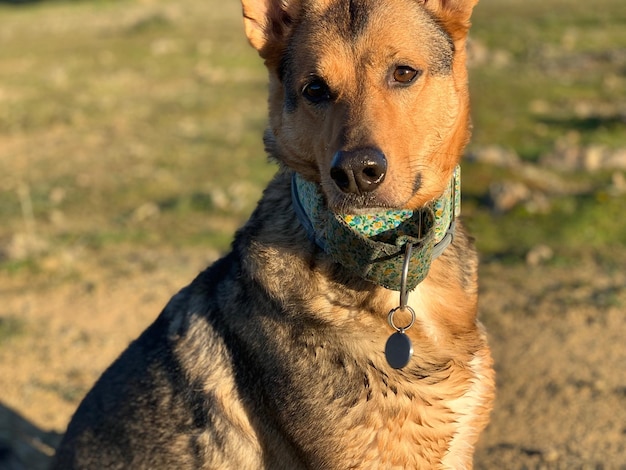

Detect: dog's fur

[52,0,494,468]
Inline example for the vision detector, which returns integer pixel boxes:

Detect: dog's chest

[282,341,464,468]
[333,392,456,468]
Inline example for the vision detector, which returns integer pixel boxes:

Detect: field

[0,0,625,467]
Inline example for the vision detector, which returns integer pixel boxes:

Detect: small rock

[49,209,66,227]
[529,99,550,114]
[469,145,520,168]
[582,145,608,171]
[151,38,181,56]
[466,38,489,67]
[542,447,560,463]
[604,148,626,171]
[489,180,531,212]
[6,233,49,261]
[526,244,554,266]
[48,187,66,205]
[466,38,511,68]
[132,202,160,222]
[209,189,229,211]
[540,145,583,171]
[524,192,551,214]
[542,144,626,172]
[518,165,571,195]
[491,49,512,68]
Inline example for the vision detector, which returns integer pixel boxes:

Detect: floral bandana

[291,166,461,291]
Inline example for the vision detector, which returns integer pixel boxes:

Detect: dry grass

[0,0,625,467]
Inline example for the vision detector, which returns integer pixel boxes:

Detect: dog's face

[243,0,478,212]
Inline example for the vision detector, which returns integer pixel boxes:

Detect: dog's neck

[291,166,461,291]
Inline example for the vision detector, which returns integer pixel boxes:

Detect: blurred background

[0,0,624,468]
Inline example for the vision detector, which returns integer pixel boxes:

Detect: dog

[52,0,494,468]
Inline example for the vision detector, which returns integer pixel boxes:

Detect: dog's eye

[392,66,421,85]
[302,78,331,103]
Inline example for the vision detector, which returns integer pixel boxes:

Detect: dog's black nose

[330,148,387,194]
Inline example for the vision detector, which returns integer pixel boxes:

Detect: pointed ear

[419,0,479,41]
[241,0,300,60]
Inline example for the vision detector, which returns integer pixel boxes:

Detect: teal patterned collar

[291,166,461,291]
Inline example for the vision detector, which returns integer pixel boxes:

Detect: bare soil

[476,257,626,469]
[1,248,625,469]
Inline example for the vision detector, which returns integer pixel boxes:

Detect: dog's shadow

[0,402,61,470]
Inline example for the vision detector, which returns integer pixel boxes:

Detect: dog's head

[242,0,478,213]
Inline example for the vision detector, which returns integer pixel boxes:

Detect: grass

[0,0,625,276]
[0,0,272,265]
[469,0,626,156]
[467,0,626,259]
[0,316,25,344]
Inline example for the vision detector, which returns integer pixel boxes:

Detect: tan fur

[52,0,494,468]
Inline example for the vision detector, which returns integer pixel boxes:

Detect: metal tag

[385,331,413,369]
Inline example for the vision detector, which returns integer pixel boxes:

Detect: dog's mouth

[324,190,387,214]
[293,171,433,246]
[322,172,423,215]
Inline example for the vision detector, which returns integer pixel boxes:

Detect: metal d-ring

[387,305,416,333]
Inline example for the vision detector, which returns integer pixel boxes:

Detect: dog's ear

[418,0,479,41]
[241,0,300,60]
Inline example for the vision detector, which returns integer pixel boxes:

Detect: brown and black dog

[52,0,494,468]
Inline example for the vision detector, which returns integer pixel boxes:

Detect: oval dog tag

[385,331,413,369]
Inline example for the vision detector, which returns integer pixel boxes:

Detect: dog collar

[291,166,461,291]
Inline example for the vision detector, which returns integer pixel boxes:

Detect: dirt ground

[476,256,626,469]
[0,247,625,469]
